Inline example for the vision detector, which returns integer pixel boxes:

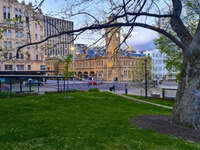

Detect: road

[1,80,178,98]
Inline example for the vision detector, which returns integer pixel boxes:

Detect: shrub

[0,92,14,98]
[70,89,78,93]
[88,88,100,92]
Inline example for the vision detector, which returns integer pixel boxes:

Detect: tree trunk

[172,53,200,128]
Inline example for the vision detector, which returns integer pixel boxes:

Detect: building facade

[58,19,151,81]
[0,0,74,73]
[0,0,46,71]
[143,49,178,81]
[43,16,74,57]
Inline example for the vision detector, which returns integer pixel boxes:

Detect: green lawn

[0,92,199,150]
[126,94,175,107]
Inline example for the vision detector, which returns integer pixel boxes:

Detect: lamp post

[144,56,148,99]
[70,45,75,80]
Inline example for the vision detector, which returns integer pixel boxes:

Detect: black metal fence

[0,75,177,99]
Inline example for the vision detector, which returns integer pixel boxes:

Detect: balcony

[0,22,23,30]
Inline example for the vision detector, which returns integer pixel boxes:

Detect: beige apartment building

[0,0,46,71]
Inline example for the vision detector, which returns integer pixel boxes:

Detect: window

[9,53,12,59]
[36,54,39,60]
[8,41,12,49]
[15,31,19,38]
[35,34,38,40]
[4,41,7,48]
[20,32,23,38]
[16,42,19,48]
[19,9,22,22]
[3,30,7,37]
[16,65,24,71]
[40,65,45,71]
[3,7,6,22]
[15,8,18,18]
[7,7,10,19]
[35,44,38,49]
[26,14,29,28]
[5,65,12,71]
[35,23,37,29]
[8,30,11,37]
[4,53,8,59]
[20,54,24,59]
[26,33,30,38]
[28,65,31,70]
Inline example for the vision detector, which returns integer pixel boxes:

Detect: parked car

[88,80,103,85]
[26,79,43,86]
[88,80,97,85]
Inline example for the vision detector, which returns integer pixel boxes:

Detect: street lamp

[144,56,148,99]
[70,45,75,80]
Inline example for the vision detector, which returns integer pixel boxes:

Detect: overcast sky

[20,0,158,51]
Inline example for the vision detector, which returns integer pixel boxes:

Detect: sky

[20,0,158,51]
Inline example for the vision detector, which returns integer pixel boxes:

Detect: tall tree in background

[154,0,198,81]
[16,0,200,128]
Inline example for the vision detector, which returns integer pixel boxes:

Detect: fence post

[20,81,23,93]
[9,80,12,94]
[64,78,66,91]
[57,78,59,92]
[0,80,1,92]
[38,79,40,93]
[162,89,165,99]
[29,80,32,92]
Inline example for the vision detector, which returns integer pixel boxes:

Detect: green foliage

[154,34,183,81]
[131,57,151,81]
[154,1,198,81]
[88,88,100,92]
[63,54,74,79]
[70,89,78,93]
[0,92,15,98]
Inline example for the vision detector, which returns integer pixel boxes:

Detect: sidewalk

[108,91,173,110]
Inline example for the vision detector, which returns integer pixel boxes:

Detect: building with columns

[59,19,152,81]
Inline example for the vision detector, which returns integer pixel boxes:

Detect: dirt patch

[132,115,200,143]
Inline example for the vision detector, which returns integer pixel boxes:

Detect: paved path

[108,91,173,110]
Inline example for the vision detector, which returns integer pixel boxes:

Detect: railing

[0,22,23,30]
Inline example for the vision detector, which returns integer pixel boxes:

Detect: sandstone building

[60,22,151,81]
[0,0,45,71]
[0,0,74,73]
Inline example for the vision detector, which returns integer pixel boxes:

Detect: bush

[0,92,15,98]
[88,88,100,92]
[70,89,78,93]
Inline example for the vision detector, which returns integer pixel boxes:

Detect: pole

[9,80,12,94]
[57,78,59,92]
[145,57,148,99]
[20,80,22,93]
[38,79,40,93]
[64,78,66,91]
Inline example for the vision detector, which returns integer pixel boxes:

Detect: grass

[126,94,175,107]
[0,91,199,150]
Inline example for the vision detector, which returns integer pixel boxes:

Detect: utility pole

[144,57,148,99]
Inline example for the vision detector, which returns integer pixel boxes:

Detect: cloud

[123,28,158,51]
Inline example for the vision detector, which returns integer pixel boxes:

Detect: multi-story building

[0,0,46,71]
[43,16,74,57]
[43,15,74,73]
[143,49,169,80]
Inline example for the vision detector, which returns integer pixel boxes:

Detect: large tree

[15,0,200,128]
